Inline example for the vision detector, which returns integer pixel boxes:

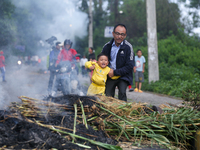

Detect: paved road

[0,65,182,110]
[79,74,183,107]
[126,90,182,106]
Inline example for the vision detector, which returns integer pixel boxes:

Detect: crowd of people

[0,23,146,102]
[47,23,146,102]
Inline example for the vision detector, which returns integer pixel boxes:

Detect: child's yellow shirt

[85,61,110,86]
[85,61,120,95]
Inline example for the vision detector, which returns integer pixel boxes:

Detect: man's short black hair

[56,42,61,46]
[113,23,127,34]
[97,53,108,61]
[137,49,142,53]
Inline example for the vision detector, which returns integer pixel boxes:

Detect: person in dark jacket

[88,47,95,61]
[102,24,134,101]
[48,42,61,94]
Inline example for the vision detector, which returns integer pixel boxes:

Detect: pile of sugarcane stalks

[8,95,200,149]
[10,96,91,117]
[7,96,121,150]
[93,95,200,149]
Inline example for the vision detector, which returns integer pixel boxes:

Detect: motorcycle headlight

[60,67,67,73]
[17,61,22,65]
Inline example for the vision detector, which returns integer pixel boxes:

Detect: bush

[134,32,200,97]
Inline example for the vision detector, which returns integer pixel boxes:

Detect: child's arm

[85,61,95,70]
[133,66,136,73]
[142,63,145,73]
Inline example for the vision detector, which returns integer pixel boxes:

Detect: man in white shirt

[80,55,88,77]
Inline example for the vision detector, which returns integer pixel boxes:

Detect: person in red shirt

[55,39,77,66]
[51,39,78,96]
[0,51,6,82]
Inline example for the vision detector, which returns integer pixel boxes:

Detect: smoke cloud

[12,0,88,42]
[0,0,90,109]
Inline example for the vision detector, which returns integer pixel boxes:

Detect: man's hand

[89,64,95,70]
[108,69,114,78]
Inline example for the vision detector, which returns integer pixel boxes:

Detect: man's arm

[72,49,77,58]
[55,51,62,66]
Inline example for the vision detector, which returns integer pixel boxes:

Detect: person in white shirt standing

[134,49,146,93]
[80,55,88,77]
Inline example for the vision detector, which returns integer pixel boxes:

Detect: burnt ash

[45,94,97,107]
[0,95,117,150]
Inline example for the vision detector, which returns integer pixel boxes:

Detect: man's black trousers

[105,77,128,101]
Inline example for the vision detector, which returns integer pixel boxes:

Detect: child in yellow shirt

[85,53,119,95]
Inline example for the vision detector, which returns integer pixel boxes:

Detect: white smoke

[12,0,88,42]
[0,0,90,110]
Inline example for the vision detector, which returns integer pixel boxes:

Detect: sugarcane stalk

[73,103,77,143]
[96,105,132,125]
[87,116,98,122]
[116,123,126,141]
[80,100,88,129]
[30,119,122,150]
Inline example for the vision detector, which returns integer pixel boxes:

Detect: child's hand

[89,64,95,70]
[108,69,114,78]
[134,67,136,73]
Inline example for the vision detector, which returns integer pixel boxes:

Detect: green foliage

[0,0,15,47]
[141,32,200,97]
[182,90,200,108]
[77,0,182,56]
[119,0,180,44]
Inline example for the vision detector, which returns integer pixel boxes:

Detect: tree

[0,0,15,47]
[177,0,200,33]
[156,0,180,38]
[117,0,181,46]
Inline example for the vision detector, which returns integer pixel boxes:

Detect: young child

[134,49,145,93]
[85,53,119,95]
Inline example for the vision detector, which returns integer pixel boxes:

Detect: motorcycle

[51,61,84,97]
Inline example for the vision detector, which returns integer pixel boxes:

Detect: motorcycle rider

[48,41,61,95]
[55,39,77,66]
[52,39,78,96]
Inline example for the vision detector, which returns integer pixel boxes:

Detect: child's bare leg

[139,82,142,90]
[135,82,138,89]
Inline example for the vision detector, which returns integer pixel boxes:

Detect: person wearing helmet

[51,39,78,96]
[0,51,6,82]
[55,39,77,66]
[48,42,61,94]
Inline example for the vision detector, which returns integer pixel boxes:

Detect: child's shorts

[135,71,144,82]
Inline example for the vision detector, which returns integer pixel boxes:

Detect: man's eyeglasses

[114,32,126,37]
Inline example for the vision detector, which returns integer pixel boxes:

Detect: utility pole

[88,0,93,47]
[146,0,159,83]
